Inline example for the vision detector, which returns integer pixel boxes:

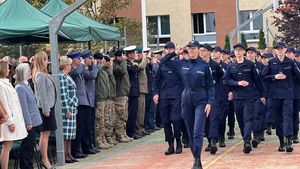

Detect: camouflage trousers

[105,99,116,141]
[95,100,107,146]
[136,94,146,132]
[114,96,129,139]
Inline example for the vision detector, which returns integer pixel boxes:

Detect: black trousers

[72,105,92,154]
[90,107,96,147]
[19,127,38,169]
[126,97,139,137]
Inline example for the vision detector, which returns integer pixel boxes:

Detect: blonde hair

[59,56,72,70]
[32,51,48,81]
[0,61,8,78]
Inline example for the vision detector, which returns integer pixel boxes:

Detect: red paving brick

[84,141,300,169]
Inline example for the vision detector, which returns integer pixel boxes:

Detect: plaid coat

[59,72,78,140]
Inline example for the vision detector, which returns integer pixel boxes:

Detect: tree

[273,0,300,48]
[224,35,230,50]
[258,29,266,49]
[241,33,248,48]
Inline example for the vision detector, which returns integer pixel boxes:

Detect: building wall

[116,0,142,21]
[146,0,192,46]
[190,0,237,47]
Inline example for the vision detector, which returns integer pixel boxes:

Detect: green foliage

[258,29,266,49]
[241,33,248,48]
[224,35,230,50]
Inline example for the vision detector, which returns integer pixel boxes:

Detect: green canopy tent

[41,0,121,41]
[0,0,91,44]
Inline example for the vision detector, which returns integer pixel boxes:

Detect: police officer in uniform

[161,40,214,169]
[153,42,185,155]
[224,44,265,154]
[262,42,300,152]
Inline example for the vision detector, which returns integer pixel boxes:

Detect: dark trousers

[182,89,206,158]
[205,102,220,139]
[90,107,96,147]
[19,127,37,169]
[293,99,300,137]
[72,105,92,154]
[253,99,267,135]
[181,119,189,143]
[156,103,162,127]
[159,98,182,142]
[126,96,139,137]
[227,100,235,130]
[234,99,256,141]
[219,100,229,138]
[272,99,293,138]
[144,93,156,130]
[266,98,274,126]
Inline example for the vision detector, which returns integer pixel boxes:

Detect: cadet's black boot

[227,128,235,139]
[192,157,203,169]
[293,135,299,144]
[251,135,260,148]
[210,138,218,154]
[286,137,293,152]
[260,131,265,141]
[205,138,211,152]
[165,141,175,155]
[175,138,182,154]
[219,136,226,148]
[278,138,285,152]
[243,140,252,154]
[266,124,272,135]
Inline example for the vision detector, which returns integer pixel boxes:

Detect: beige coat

[0,78,27,142]
[138,55,148,94]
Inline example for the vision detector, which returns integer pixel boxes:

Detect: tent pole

[49,0,87,166]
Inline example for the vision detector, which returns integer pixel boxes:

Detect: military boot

[175,138,183,154]
[192,156,203,169]
[210,138,218,154]
[165,141,175,155]
[286,137,293,152]
[219,136,226,148]
[278,138,285,152]
[243,139,252,154]
[251,135,260,148]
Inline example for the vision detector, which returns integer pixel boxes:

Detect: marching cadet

[113,50,132,143]
[224,44,265,154]
[161,40,214,169]
[245,47,267,148]
[124,46,142,139]
[262,42,300,152]
[199,44,224,154]
[260,52,275,136]
[286,47,300,143]
[153,42,185,155]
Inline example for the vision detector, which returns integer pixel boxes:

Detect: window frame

[147,15,171,46]
[240,10,262,42]
[192,13,217,44]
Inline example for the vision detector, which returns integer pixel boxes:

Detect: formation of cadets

[0,40,300,169]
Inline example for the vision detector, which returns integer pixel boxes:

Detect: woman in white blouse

[0,61,27,169]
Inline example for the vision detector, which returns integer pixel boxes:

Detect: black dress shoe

[142,130,151,135]
[243,142,252,154]
[148,129,155,132]
[133,134,142,140]
[175,138,182,154]
[266,127,272,135]
[65,160,74,163]
[73,153,88,159]
[183,143,190,148]
[152,126,161,131]
[92,148,101,153]
[83,150,96,155]
[72,158,79,162]
[165,141,175,155]
[278,138,286,152]
[210,139,218,155]
[204,145,211,152]
[293,136,299,144]
[286,137,293,152]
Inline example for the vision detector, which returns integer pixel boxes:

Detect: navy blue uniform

[262,56,300,139]
[253,62,268,138]
[126,60,140,137]
[224,59,265,143]
[205,59,224,144]
[293,61,300,139]
[161,52,214,159]
[152,61,184,142]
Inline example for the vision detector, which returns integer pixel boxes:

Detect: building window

[239,10,263,42]
[147,15,170,45]
[192,13,216,44]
